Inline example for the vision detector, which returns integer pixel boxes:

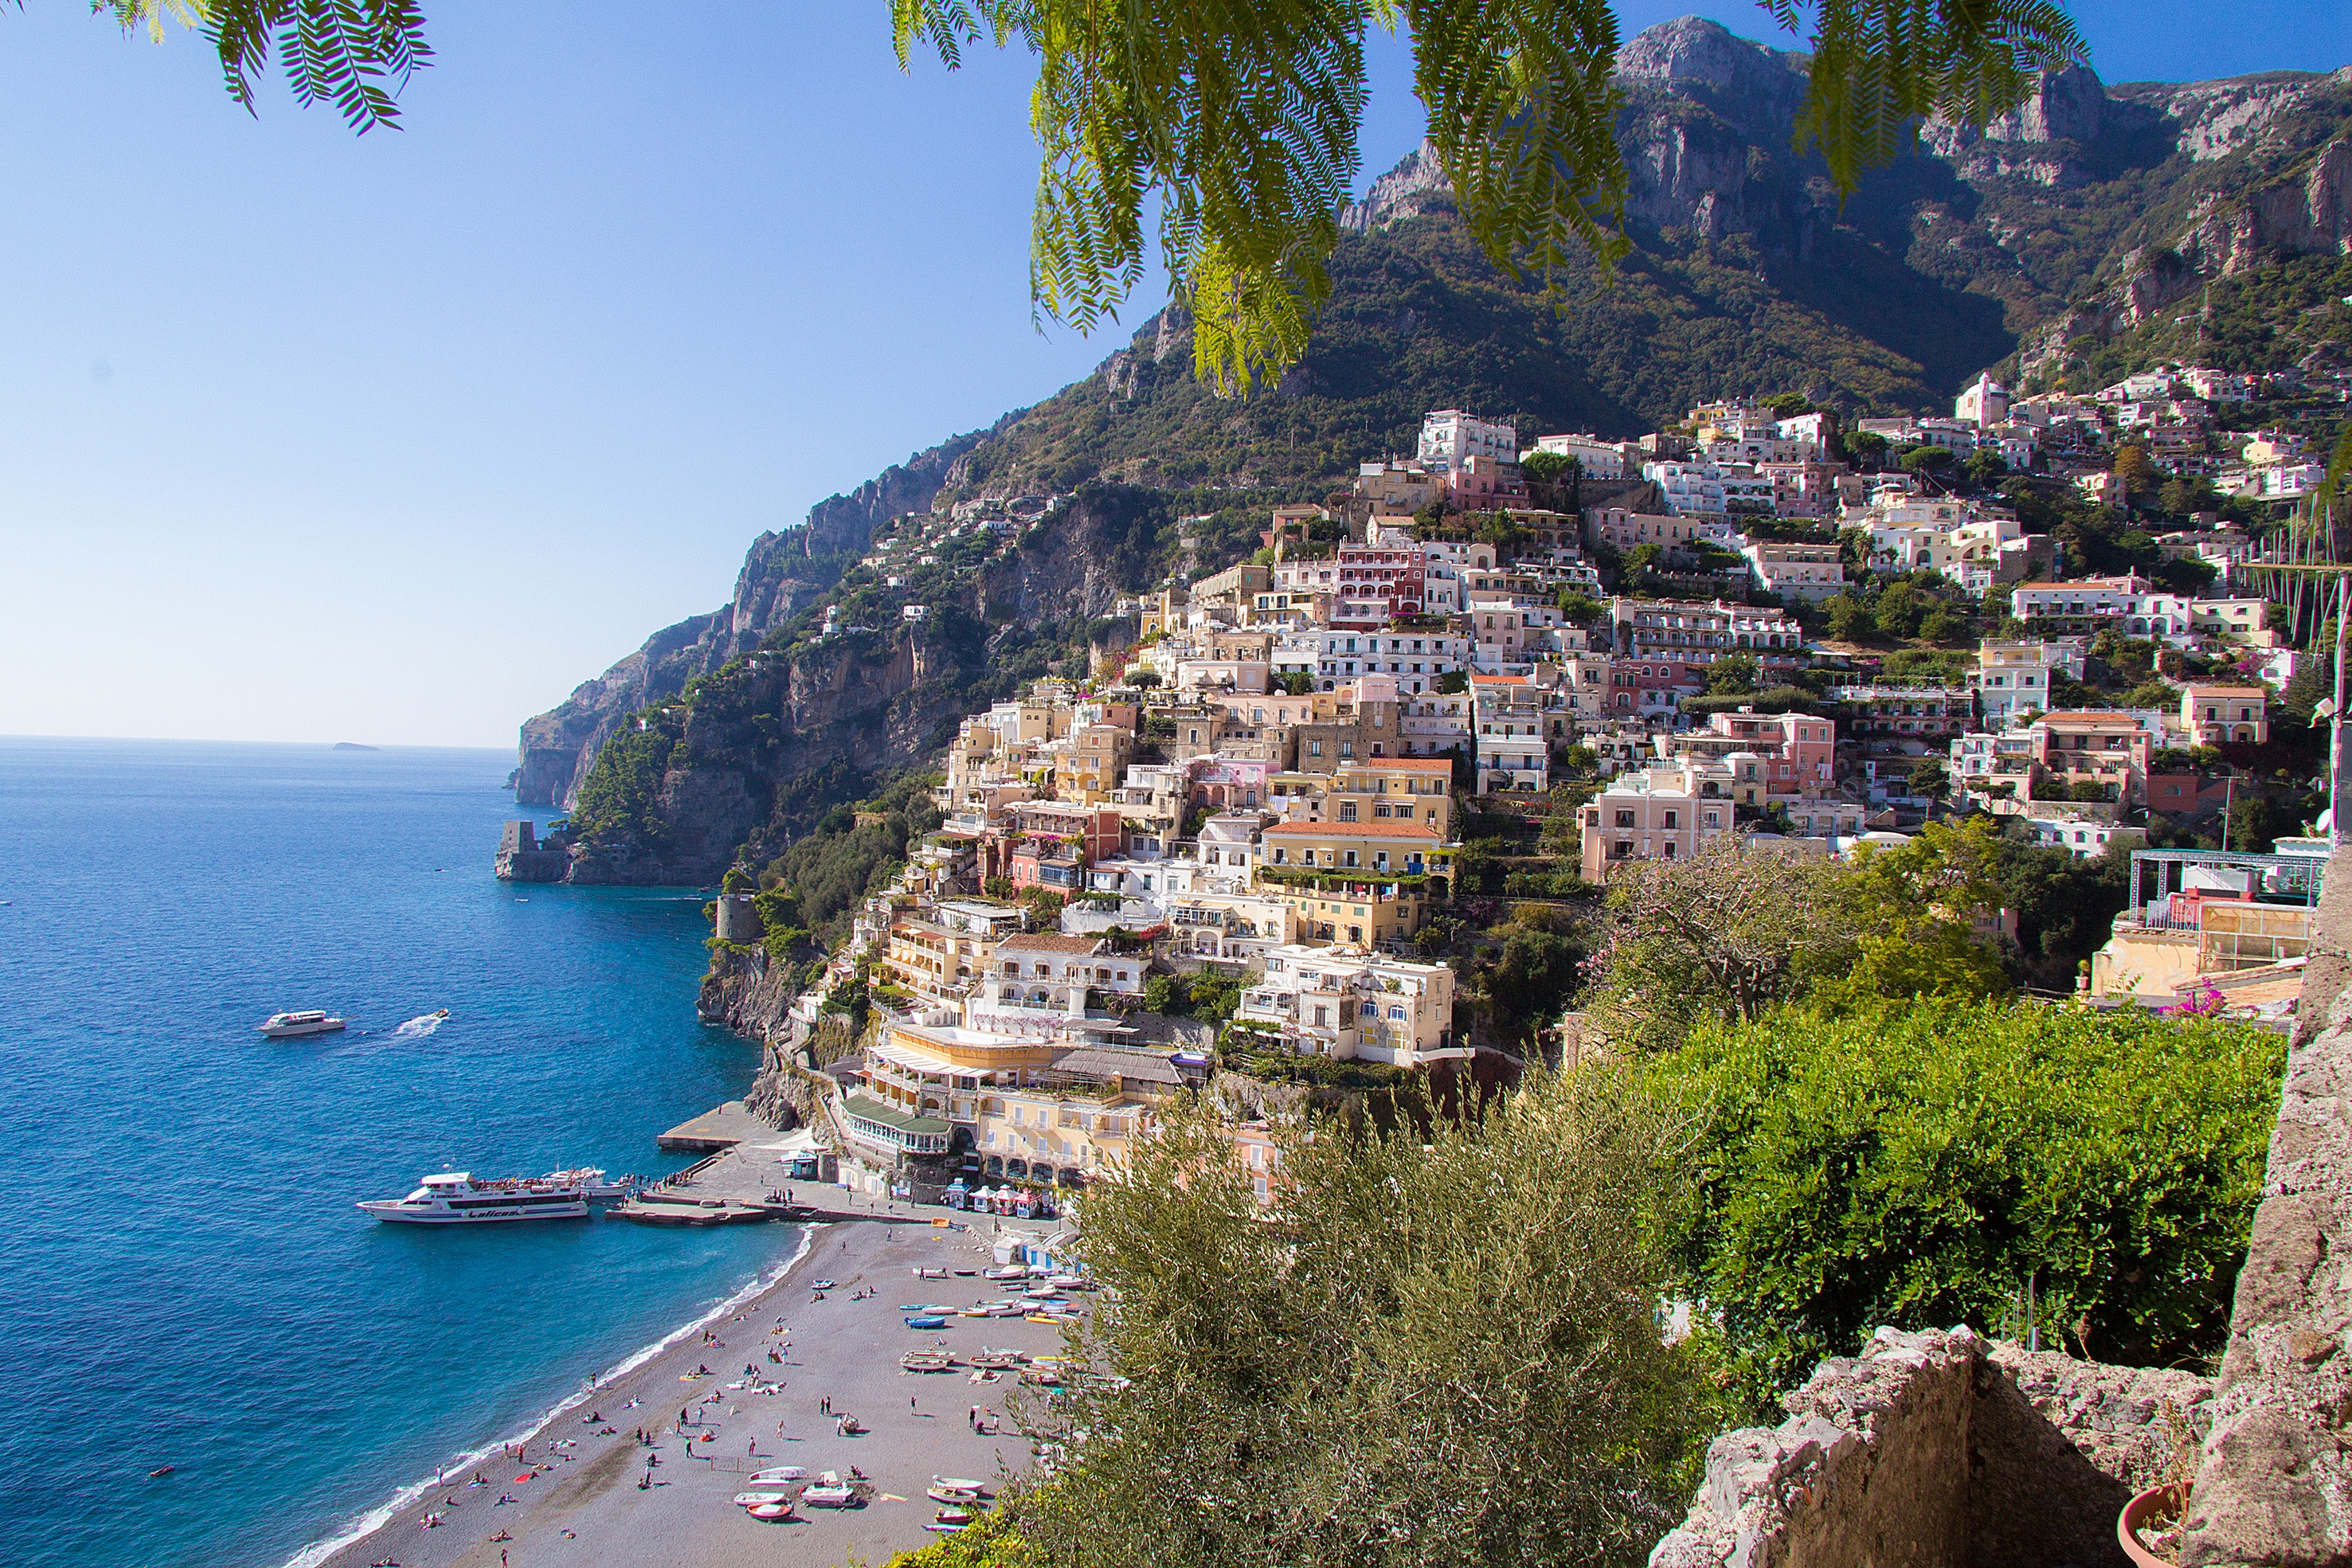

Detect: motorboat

[544,1168,644,1201]
[902,1350,957,1372]
[260,1010,345,1038]
[357,1170,591,1224]
[801,1472,859,1508]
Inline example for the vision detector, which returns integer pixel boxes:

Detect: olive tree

[988,1069,1718,1568]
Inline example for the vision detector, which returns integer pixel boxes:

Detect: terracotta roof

[992,933,1109,954]
[1263,819,1441,839]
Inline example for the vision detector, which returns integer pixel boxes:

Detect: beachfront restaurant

[839,1093,952,1159]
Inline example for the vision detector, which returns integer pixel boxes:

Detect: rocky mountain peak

[1616,15,1801,95]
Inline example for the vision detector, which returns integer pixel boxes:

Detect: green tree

[1899,443,1956,475]
[1128,667,1163,688]
[1962,448,2010,489]
[1009,1073,1718,1566]
[1650,997,2285,1405]
[1520,449,1577,486]
[1704,651,1759,695]
[1844,429,1890,469]
[2114,443,2158,497]
[1823,590,1873,643]
[1907,757,1949,798]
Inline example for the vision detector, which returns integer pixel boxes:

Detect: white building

[1235,944,1461,1066]
[1528,432,1629,478]
[1741,539,1845,602]
[1419,409,1517,475]
[1955,373,2011,428]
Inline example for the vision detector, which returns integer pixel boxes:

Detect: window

[1338,802,1357,823]
[1663,810,1677,829]
[1343,850,1359,868]
[1615,810,1635,828]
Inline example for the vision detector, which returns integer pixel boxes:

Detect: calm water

[0,738,800,1568]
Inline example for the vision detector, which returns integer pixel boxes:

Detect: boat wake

[276,1223,819,1568]
[392,1014,445,1040]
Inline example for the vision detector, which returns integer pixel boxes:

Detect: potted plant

[2119,1480,2189,1567]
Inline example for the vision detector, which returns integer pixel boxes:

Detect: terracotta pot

[2119,1480,2190,1568]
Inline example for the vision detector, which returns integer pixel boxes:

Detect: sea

[0,737,804,1568]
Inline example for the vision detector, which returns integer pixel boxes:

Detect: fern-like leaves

[1762,0,2088,196]
[88,0,432,133]
[1405,0,1632,295]
[898,0,1371,396]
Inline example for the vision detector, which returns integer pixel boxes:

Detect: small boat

[914,1265,949,1279]
[1027,1311,1082,1324]
[147,1466,175,1478]
[898,1303,953,1312]
[746,1500,796,1521]
[811,1278,836,1290]
[933,1507,976,1526]
[904,1315,948,1329]
[260,1010,345,1038]
[902,1350,956,1372]
[927,1480,988,1503]
[801,1472,859,1508]
[749,1466,808,1485]
[732,1491,793,1506]
[970,1348,1027,1369]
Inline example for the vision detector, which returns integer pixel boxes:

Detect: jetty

[655,1099,769,1152]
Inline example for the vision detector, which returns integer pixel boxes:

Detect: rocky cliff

[529,483,1188,886]
[515,424,1011,809]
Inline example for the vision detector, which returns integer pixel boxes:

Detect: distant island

[331,742,380,752]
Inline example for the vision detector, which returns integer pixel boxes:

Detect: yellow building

[1259,819,1451,944]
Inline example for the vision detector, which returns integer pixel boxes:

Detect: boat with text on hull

[259,1010,345,1038]
[358,1170,600,1224]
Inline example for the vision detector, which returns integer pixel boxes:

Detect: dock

[655,1099,769,1152]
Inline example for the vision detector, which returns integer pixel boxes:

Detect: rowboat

[970,1348,1028,1369]
[802,1472,859,1508]
[905,1314,948,1329]
[749,1466,808,1484]
[902,1349,957,1372]
[927,1480,988,1504]
[934,1506,976,1526]
[746,1500,796,1521]
[733,1491,793,1507]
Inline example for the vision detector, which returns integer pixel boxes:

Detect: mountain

[511,18,2352,874]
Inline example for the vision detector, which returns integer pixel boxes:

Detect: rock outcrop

[1653,1326,2209,1568]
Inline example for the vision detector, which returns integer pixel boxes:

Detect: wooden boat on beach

[746,1500,796,1521]
[901,1349,957,1372]
[928,1478,990,1503]
[802,1472,860,1508]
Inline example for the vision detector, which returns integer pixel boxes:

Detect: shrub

[1649,997,2285,1407]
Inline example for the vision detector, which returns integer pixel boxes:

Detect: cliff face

[515,425,1002,808]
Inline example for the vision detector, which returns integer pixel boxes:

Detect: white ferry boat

[358,1170,594,1224]
[258,1010,345,1038]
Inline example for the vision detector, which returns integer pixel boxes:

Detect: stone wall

[2181,848,2352,1568]
[1650,1328,2209,1568]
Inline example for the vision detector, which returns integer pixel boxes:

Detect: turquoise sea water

[0,738,800,1568]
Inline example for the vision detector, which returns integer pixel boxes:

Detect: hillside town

[710,366,2343,1211]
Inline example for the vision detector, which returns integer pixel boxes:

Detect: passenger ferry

[358,1168,636,1224]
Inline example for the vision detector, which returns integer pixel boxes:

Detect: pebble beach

[315,1211,1075,1568]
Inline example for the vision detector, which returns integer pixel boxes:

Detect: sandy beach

[312,1208,1075,1568]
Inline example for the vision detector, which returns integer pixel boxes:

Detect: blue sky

[2,3,2346,748]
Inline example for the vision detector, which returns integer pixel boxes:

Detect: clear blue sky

[2,3,2345,749]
